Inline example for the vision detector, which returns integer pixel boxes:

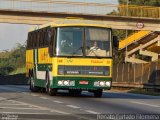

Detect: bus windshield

[56,27,83,56]
[56,27,111,57]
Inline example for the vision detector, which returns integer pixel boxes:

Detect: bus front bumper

[50,76,112,90]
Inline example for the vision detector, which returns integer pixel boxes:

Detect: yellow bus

[26,18,117,97]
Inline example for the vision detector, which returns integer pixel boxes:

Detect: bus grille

[58,65,110,76]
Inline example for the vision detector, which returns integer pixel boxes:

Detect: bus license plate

[79,81,89,85]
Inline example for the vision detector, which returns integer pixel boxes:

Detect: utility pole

[125,0,129,62]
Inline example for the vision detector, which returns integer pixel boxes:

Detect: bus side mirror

[113,36,119,48]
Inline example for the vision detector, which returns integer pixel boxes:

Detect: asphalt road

[0,85,160,120]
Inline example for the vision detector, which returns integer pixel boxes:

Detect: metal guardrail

[112,62,160,90]
[0,0,159,18]
[112,82,160,90]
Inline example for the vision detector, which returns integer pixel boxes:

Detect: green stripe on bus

[37,64,52,71]
[34,76,111,90]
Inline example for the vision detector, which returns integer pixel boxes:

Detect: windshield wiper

[86,46,102,59]
[68,46,83,58]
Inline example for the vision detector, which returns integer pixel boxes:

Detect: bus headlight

[58,80,63,86]
[58,80,75,86]
[69,81,75,86]
[99,81,105,86]
[94,81,99,86]
[64,80,69,86]
[94,81,111,87]
[105,81,111,87]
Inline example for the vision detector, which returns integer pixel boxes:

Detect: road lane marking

[31,94,39,97]
[53,100,63,104]
[0,103,29,106]
[66,105,80,109]
[0,98,6,101]
[0,107,41,110]
[7,100,27,105]
[12,100,70,115]
[131,101,160,108]
[40,97,49,100]
[85,110,100,114]
[2,97,69,115]
[1,112,55,115]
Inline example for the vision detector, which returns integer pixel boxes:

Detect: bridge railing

[113,62,160,89]
[0,0,159,18]
[117,5,160,18]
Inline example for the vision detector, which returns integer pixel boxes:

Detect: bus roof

[29,18,111,32]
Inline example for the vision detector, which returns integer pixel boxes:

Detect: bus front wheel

[94,89,103,98]
[46,73,57,96]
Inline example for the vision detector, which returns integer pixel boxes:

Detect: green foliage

[117,0,160,18]
[0,43,26,75]
[0,66,14,75]
[119,0,160,6]
[112,29,135,63]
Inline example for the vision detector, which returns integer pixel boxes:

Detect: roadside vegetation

[0,43,26,75]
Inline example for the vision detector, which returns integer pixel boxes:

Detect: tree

[0,43,26,75]
[119,0,160,6]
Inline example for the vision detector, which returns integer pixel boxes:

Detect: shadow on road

[49,90,160,99]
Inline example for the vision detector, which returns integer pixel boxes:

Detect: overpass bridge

[0,0,160,63]
[0,0,159,31]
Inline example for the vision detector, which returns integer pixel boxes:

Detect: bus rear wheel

[29,72,38,92]
[94,89,103,98]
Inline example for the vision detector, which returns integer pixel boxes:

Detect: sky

[0,23,31,51]
[0,0,118,51]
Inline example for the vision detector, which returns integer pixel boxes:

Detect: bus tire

[94,89,103,98]
[29,71,38,92]
[49,89,57,96]
[46,72,57,96]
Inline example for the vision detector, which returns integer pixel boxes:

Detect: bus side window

[37,31,40,48]
[44,29,49,47]
[31,32,34,49]
[30,32,33,49]
[33,32,37,48]
[49,29,55,57]
[42,29,46,47]
[39,30,44,47]
[27,33,31,49]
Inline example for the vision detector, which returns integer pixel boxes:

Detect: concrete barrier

[0,74,28,85]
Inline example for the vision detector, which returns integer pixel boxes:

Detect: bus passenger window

[33,33,37,48]
[49,29,55,57]
[30,32,34,49]
[45,29,52,46]
[27,33,32,49]
[37,31,40,48]
[39,31,44,47]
